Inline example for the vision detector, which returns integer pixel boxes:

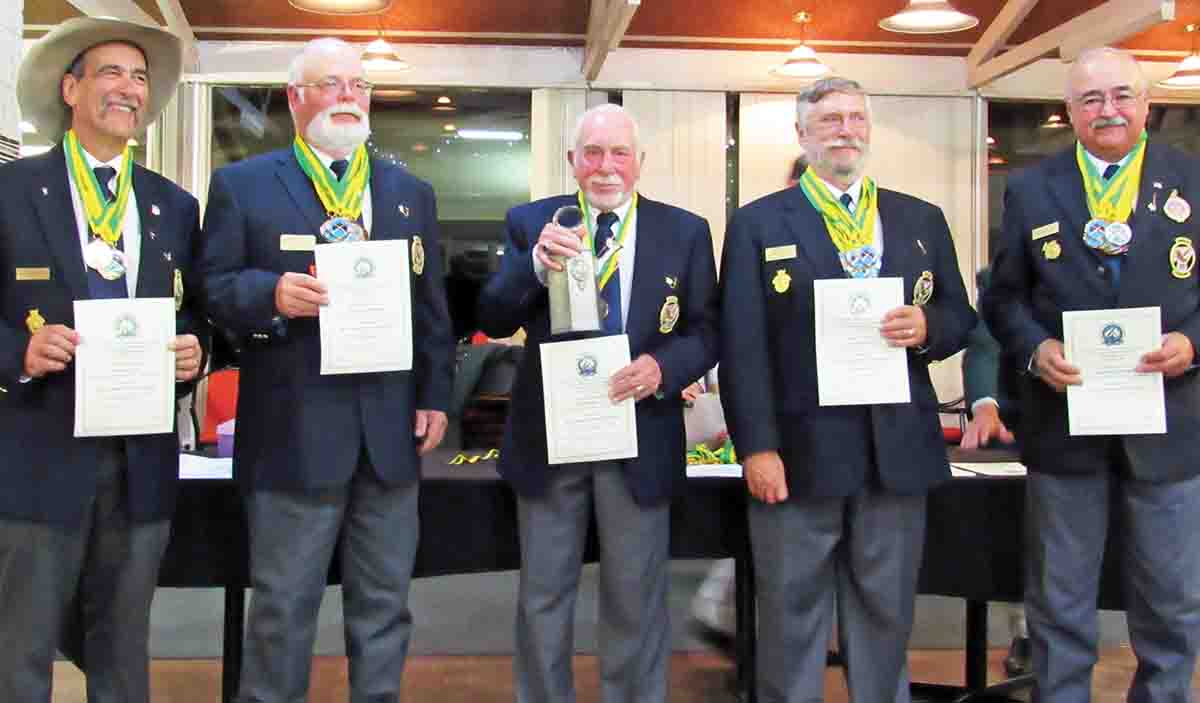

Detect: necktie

[1101,163,1122,286]
[330,159,349,181]
[840,192,854,213]
[86,166,127,299]
[594,211,622,333]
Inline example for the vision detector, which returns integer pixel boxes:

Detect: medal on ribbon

[798,170,880,278]
[1076,132,1146,256]
[293,136,371,243]
[64,130,133,280]
[659,295,680,334]
[578,192,637,297]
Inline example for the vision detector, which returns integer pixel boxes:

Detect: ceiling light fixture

[1159,24,1200,90]
[770,11,833,80]
[879,0,979,34]
[288,0,393,14]
[360,10,410,74]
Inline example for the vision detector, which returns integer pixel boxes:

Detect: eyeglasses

[293,77,374,97]
[1071,89,1143,113]
[811,112,869,132]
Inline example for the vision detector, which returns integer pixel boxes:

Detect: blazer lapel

[625,194,663,352]
[29,144,89,302]
[781,185,844,279]
[876,189,910,280]
[275,151,328,234]
[367,159,399,241]
[132,166,169,299]
[1122,142,1181,300]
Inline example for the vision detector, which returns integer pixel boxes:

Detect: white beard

[305,103,371,154]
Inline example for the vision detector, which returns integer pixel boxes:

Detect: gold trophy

[547,205,603,335]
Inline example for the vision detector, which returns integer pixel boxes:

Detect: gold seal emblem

[912,270,934,306]
[173,269,184,312]
[772,269,791,294]
[26,309,45,334]
[411,236,426,276]
[1170,237,1195,279]
[1042,240,1062,261]
[664,275,677,289]
[659,295,681,334]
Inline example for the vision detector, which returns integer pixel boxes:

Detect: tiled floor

[50,647,1195,702]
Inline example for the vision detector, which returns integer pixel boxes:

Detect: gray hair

[795,77,872,132]
[570,103,641,156]
[288,37,358,86]
[1065,46,1148,101]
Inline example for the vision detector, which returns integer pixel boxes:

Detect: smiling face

[1066,50,1149,163]
[796,90,871,190]
[287,43,371,157]
[569,110,643,212]
[61,41,148,160]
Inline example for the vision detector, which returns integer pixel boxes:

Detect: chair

[194,367,240,445]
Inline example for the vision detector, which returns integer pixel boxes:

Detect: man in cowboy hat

[0,17,205,702]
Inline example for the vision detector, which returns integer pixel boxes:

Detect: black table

[160,449,1126,703]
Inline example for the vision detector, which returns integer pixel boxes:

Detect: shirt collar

[818,176,864,207]
[1083,146,1133,176]
[79,145,125,174]
[591,194,636,227]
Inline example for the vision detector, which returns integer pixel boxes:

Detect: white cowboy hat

[18,17,183,141]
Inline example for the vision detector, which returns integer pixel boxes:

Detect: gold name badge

[1032,222,1060,240]
[764,245,797,262]
[280,234,317,252]
[15,267,50,281]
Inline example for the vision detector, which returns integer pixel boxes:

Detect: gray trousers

[0,444,170,703]
[515,462,671,703]
[236,465,420,703]
[1026,470,1200,703]
[749,487,926,703]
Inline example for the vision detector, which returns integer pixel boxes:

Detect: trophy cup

[547,205,603,335]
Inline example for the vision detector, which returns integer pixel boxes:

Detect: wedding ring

[636,384,646,393]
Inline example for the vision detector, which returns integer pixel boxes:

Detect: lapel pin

[151,204,160,216]
[163,251,172,262]
[41,187,48,196]
[916,239,927,255]
[1154,182,1164,189]
[398,204,410,217]
[149,231,158,240]
[1149,192,1158,212]
[664,275,677,289]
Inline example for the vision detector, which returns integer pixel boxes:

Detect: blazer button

[1097,265,1106,276]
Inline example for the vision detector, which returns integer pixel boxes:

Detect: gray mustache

[1090,117,1128,129]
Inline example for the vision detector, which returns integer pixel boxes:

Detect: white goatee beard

[306,104,371,154]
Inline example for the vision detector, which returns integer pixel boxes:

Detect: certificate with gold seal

[539,334,638,465]
[813,277,910,406]
[73,298,175,437]
[1063,307,1165,436]
[315,239,413,375]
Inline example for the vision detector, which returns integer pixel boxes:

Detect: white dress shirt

[309,145,374,233]
[66,147,141,296]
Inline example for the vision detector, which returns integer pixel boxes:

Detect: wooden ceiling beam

[966,0,1040,69]
[582,0,641,82]
[156,0,199,70]
[65,0,159,27]
[969,0,1175,89]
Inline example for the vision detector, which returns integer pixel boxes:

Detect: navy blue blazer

[0,143,206,526]
[477,194,719,506]
[982,143,1200,481]
[719,184,975,499]
[198,149,454,493]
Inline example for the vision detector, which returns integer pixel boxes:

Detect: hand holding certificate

[315,239,413,375]
[814,277,911,406]
[540,335,638,465]
[1063,306,1166,435]
[73,298,175,437]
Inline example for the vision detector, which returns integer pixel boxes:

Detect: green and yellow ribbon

[64,129,133,247]
[1076,131,1147,224]
[579,192,637,292]
[292,135,371,220]
[798,169,878,255]
[448,448,500,465]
